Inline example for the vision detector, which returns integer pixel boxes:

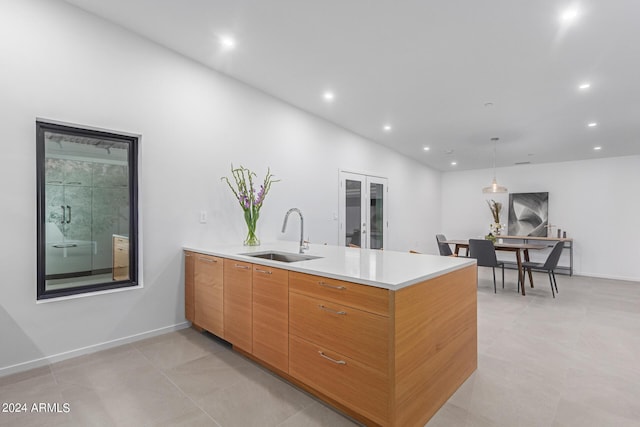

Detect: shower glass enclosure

[37,121,138,299]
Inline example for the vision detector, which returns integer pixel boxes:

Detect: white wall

[0,0,441,374]
[441,156,640,281]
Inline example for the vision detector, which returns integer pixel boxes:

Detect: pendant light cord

[491,137,499,179]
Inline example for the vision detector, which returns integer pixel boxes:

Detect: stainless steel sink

[240,251,321,263]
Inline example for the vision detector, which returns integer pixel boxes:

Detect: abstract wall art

[507,192,549,237]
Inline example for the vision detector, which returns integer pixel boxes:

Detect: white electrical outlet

[199,210,207,223]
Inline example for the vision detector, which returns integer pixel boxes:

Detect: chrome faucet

[282,208,308,253]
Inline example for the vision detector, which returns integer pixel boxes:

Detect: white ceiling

[62,0,640,171]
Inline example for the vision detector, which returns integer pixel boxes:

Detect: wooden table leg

[516,250,525,296]
[454,245,461,256]
[524,249,534,288]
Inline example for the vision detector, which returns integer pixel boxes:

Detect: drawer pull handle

[318,351,346,365]
[255,268,272,274]
[318,281,346,290]
[319,305,346,315]
[235,264,250,269]
[199,257,217,263]
[185,254,192,257]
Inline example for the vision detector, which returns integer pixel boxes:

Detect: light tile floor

[1,269,639,426]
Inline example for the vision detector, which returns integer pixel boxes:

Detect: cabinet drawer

[289,335,389,425]
[290,292,389,371]
[113,238,128,262]
[112,236,129,280]
[113,248,128,267]
[289,271,389,316]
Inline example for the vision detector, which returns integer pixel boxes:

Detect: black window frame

[36,120,139,300]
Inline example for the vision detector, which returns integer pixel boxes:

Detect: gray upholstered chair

[468,239,504,293]
[521,241,564,298]
[435,234,453,256]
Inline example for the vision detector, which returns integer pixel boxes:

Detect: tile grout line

[133,345,223,427]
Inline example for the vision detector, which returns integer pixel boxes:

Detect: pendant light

[482,137,508,193]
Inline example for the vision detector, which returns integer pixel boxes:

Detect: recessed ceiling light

[561,9,579,22]
[423,146,430,151]
[579,83,591,90]
[594,146,602,150]
[219,35,236,50]
[323,91,335,102]
[588,122,598,127]
[383,124,392,132]
[451,161,457,166]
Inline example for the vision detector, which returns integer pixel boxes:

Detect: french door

[339,171,388,249]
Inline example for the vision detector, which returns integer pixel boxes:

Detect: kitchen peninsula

[183,242,477,427]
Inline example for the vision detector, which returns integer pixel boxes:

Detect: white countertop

[183,242,475,290]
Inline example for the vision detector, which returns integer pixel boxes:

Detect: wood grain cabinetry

[223,259,253,352]
[392,264,477,427]
[289,292,389,370]
[112,236,129,281]
[289,267,477,427]
[252,265,289,373]
[289,273,391,424]
[194,254,224,337]
[184,251,195,322]
[289,271,389,315]
[185,250,477,427]
[290,334,390,425]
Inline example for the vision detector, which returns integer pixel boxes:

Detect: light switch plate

[199,210,207,223]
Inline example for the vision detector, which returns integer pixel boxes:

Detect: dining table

[442,239,548,296]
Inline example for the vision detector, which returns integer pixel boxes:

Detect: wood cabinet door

[252,265,288,373]
[194,254,224,337]
[224,259,253,352]
[184,251,195,322]
[112,236,130,281]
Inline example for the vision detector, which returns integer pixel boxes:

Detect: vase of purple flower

[222,165,279,246]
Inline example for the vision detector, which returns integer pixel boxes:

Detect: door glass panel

[345,179,362,247]
[369,183,384,249]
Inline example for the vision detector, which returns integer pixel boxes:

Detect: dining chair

[435,234,454,256]
[468,239,504,293]
[521,241,564,298]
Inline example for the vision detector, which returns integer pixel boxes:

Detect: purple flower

[222,165,279,215]
[255,185,265,205]
[240,193,250,209]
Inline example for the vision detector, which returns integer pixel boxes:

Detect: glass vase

[243,212,260,246]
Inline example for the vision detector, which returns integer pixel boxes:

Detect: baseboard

[0,322,190,378]
[573,272,640,283]
[496,266,638,283]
